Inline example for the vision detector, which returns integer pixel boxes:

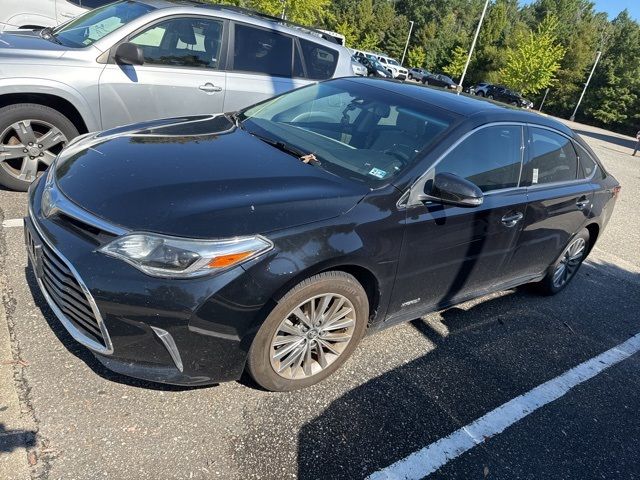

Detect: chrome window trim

[399,121,528,209]
[397,121,598,209]
[28,204,114,355]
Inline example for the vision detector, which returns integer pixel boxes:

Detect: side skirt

[368,272,545,333]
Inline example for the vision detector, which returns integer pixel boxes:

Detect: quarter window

[528,128,578,185]
[299,39,339,80]
[575,143,599,179]
[130,17,223,69]
[233,24,293,77]
[434,125,523,192]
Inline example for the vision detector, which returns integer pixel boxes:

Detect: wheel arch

[584,222,600,257]
[0,93,89,134]
[0,78,101,132]
[269,260,382,325]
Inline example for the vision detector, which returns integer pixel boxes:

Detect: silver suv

[0,0,353,190]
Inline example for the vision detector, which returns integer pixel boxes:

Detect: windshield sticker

[368,168,387,179]
[532,168,539,184]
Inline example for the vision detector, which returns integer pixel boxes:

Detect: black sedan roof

[341,77,572,136]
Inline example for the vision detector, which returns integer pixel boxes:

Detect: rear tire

[534,229,590,296]
[0,104,78,191]
[488,94,494,100]
[408,73,413,80]
[247,271,368,391]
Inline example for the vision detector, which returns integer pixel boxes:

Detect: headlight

[100,233,273,278]
[41,165,58,218]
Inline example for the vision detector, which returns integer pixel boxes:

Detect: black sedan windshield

[241,80,455,185]
[51,1,154,47]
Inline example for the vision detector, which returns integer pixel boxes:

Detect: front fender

[0,78,100,131]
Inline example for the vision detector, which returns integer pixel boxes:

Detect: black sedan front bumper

[26,178,274,386]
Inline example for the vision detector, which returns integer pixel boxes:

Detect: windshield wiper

[40,27,62,44]
[226,111,243,129]
[251,132,321,166]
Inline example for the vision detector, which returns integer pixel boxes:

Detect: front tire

[535,229,590,295]
[476,91,485,97]
[247,271,369,391]
[0,104,78,191]
[408,73,413,80]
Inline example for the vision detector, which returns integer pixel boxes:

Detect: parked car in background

[351,56,367,76]
[376,55,408,80]
[0,0,110,31]
[472,82,491,96]
[0,0,353,191]
[26,77,619,391]
[484,85,533,108]
[408,68,429,82]
[355,56,392,78]
[422,73,458,90]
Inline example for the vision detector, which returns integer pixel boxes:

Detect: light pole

[570,50,602,122]
[458,0,490,94]
[401,20,414,66]
[539,88,550,112]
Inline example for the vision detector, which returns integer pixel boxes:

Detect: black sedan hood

[55,116,368,238]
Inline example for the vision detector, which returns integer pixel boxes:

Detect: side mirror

[419,172,483,208]
[114,42,144,66]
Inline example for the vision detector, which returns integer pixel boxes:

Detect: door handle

[199,83,223,94]
[576,197,590,210]
[501,211,524,227]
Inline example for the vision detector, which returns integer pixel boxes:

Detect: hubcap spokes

[270,294,356,380]
[0,120,67,182]
[552,237,586,288]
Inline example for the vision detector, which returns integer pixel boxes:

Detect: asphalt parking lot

[1,119,639,480]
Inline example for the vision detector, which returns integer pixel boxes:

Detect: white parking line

[368,332,640,480]
[1,218,24,228]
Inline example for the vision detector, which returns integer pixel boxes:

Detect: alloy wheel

[269,293,356,380]
[552,237,586,288]
[0,119,67,183]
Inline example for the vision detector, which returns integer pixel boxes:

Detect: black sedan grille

[26,225,107,348]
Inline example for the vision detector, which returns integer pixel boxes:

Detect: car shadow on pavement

[23,267,209,392]
[0,423,36,453]
[295,262,640,480]
[574,129,636,151]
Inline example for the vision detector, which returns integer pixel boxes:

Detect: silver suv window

[299,38,338,80]
[232,23,293,77]
[130,17,224,70]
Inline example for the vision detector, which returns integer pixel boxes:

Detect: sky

[522,0,639,21]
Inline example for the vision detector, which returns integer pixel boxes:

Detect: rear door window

[232,23,293,77]
[298,39,339,80]
[528,128,578,185]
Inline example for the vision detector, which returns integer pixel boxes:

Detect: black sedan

[483,85,533,108]
[355,55,392,78]
[26,78,619,391]
[422,73,459,90]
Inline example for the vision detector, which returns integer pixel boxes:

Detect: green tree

[443,46,468,80]
[246,0,330,24]
[499,15,566,95]
[583,11,640,133]
[407,46,427,68]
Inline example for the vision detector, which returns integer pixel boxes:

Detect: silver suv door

[223,22,312,112]
[98,16,227,129]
